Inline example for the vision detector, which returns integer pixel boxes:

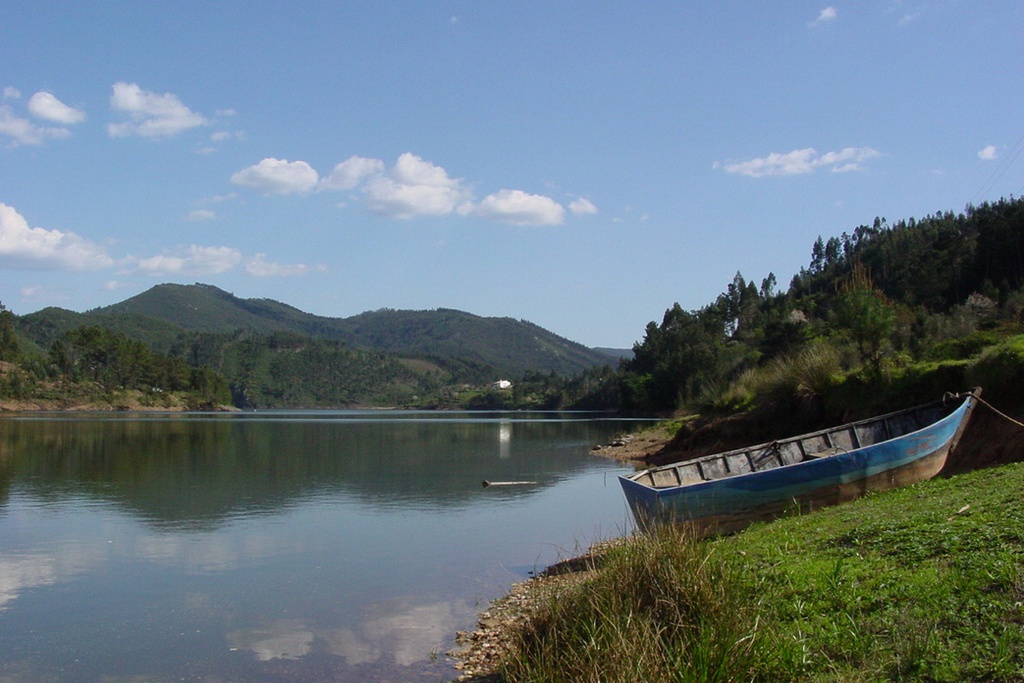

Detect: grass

[500,524,773,683]
[494,462,1024,682]
[707,342,843,413]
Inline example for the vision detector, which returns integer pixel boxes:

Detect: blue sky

[1,2,1021,349]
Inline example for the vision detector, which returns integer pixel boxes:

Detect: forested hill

[19,283,609,378]
[620,196,1024,416]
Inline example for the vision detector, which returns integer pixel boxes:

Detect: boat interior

[631,401,956,490]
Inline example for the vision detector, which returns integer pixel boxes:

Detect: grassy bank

[486,461,1024,682]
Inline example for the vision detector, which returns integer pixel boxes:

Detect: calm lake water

[0,411,648,682]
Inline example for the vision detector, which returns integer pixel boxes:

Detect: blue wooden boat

[620,389,980,535]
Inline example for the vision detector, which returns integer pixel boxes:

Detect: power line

[971,130,1024,206]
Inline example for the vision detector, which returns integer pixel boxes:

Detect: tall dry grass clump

[774,341,842,399]
[709,342,842,411]
[499,526,774,683]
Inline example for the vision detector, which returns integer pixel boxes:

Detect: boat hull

[620,391,978,535]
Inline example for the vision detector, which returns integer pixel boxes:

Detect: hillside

[338,308,604,377]
[98,282,320,336]
[19,283,610,378]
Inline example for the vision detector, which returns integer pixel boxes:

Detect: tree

[0,302,19,362]
[832,264,897,376]
[622,303,734,411]
[810,236,826,274]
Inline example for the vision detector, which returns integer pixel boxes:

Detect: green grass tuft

[500,525,779,683]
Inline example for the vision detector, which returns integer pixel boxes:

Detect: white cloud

[391,152,455,187]
[27,91,86,124]
[363,153,471,219]
[200,128,245,154]
[978,145,998,161]
[20,285,71,303]
[245,254,327,277]
[211,130,244,143]
[319,155,385,191]
[231,158,319,195]
[364,177,468,218]
[185,209,217,221]
[107,82,208,139]
[0,202,114,270]
[0,104,72,146]
[569,197,598,216]
[474,189,565,226]
[810,6,837,26]
[134,245,242,276]
[816,147,882,172]
[719,148,817,176]
[200,192,237,205]
[718,146,880,177]
[233,149,587,228]
[3,87,21,100]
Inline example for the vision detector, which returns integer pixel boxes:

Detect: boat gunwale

[621,389,978,491]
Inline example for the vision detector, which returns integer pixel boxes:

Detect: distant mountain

[21,283,611,378]
[96,283,334,336]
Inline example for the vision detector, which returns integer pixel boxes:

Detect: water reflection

[499,419,512,459]
[228,596,477,667]
[0,412,644,682]
[0,553,57,610]
[0,412,637,527]
[229,619,315,661]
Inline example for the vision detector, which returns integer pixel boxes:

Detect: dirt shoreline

[448,543,616,681]
[0,396,237,413]
[588,422,679,462]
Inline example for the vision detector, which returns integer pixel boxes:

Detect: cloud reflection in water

[227,596,478,668]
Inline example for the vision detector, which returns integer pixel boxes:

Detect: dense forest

[618,197,1024,414]
[0,318,231,410]
[2,197,1023,412]
[0,317,599,410]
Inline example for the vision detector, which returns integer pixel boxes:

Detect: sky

[1,2,1022,349]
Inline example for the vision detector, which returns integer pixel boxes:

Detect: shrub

[968,334,1024,403]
